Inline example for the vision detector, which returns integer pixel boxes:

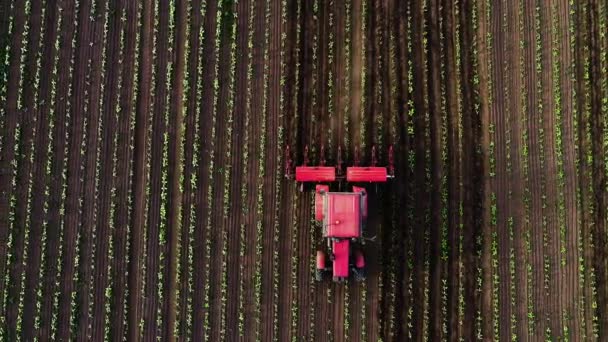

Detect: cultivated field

[0,0,607,341]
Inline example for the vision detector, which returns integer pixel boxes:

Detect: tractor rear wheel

[353,267,366,282]
[315,269,324,282]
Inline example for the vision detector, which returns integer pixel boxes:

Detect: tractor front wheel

[315,250,326,282]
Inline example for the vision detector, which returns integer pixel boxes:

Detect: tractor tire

[315,269,324,282]
[353,267,366,282]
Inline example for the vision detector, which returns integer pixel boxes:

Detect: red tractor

[285,145,394,282]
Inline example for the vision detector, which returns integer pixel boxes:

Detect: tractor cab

[315,186,367,281]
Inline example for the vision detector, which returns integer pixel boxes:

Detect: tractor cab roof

[323,192,362,238]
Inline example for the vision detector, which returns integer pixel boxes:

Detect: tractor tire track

[259,0,282,339]
[523,2,547,339]
[240,1,267,340]
[4,0,44,336]
[55,0,97,337]
[347,0,365,340]
[556,0,581,338]
[161,0,187,338]
[427,0,444,339]
[490,1,512,340]
[475,0,494,337]
[207,1,237,339]
[128,0,154,339]
[20,0,60,339]
[0,0,25,315]
[442,0,462,339]
[110,0,138,339]
[177,0,203,338]
[39,0,76,339]
[141,0,171,338]
[506,0,530,339]
[225,0,250,340]
[458,0,481,338]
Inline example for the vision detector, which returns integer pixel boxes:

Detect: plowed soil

[0,0,607,341]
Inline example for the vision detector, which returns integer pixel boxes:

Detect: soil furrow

[20,0,60,338]
[240,0,266,340]
[410,0,428,339]
[507,0,530,339]
[127,0,154,339]
[161,0,187,338]
[426,0,444,339]
[259,0,281,339]
[56,0,95,338]
[224,0,250,340]
[539,2,565,338]
[523,2,547,339]
[207,1,236,339]
[38,0,76,339]
[75,1,110,341]
[142,0,171,338]
[110,0,138,339]
[490,1,512,339]
[442,0,461,340]
[177,0,202,338]
[190,1,218,340]
[556,0,581,338]
[458,0,481,339]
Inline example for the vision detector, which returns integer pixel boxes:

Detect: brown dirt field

[2,0,608,340]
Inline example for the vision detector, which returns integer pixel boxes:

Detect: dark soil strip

[56,0,94,338]
[142,0,171,337]
[556,0,581,339]
[161,0,187,338]
[458,0,481,339]
[506,0,529,339]
[393,0,411,340]
[4,0,43,337]
[191,1,219,340]
[110,0,137,339]
[589,0,608,336]
[39,0,76,339]
[490,1,512,340]
[0,0,25,315]
[427,0,444,339]
[410,0,428,339]
[208,1,236,339]
[224,0,250,340]
[539,2,564,338]
[442,0,461,339]
[259,0,282,339]
[523,2,547,339]
[241,0,267,340]
[20,0,60,339]
[347,0,365,340]
[313,0,332,340]
[574,0,594,338]
[475,0,494,337]
[127,0,154,339]
[76,0,109,339]
[177,0,203,338]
